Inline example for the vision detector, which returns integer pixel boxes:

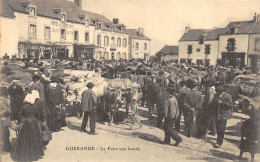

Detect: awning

[73,43,106,49]
[249,54,260,59]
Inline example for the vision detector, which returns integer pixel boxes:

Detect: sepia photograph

[0,0,260,161]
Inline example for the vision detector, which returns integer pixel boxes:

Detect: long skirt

[15,119,44,161]
[47,104,66,132]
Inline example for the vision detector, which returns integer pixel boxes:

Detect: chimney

[257,14,260,23]
[185,26,190,33]
[113,18,119,24]
[138,27,144,36]
[74,0,82,9]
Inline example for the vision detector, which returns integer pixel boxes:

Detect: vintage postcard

[0,0,260,161]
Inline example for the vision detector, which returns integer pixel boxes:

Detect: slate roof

[179,28,226,41]
[0,0,15,18]
[3,0,127,30]
[223,20,256,34]
[157,45,178,56]
[251,21,260,33]
[126,29,151,40]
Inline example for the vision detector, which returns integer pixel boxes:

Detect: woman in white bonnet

[14,92,44,161]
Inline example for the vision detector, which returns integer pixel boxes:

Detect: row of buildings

[156,13,260,72]
[0,0,151,61]
[178,13,260,71]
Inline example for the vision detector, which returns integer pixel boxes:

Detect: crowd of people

[1,57,260,161]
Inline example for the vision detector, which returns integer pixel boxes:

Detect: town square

[0,0,260,161]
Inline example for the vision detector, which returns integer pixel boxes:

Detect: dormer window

[29,6,36,17]
[97,23,102,29]
[85,19,89,26]
[230,27,235,34]
[61,13,66,22]
[199,35,204,44]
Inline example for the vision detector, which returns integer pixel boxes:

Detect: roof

[250,21,260,34]
[179,28,226,41]
[126,29,151,40]
[0,0,15,18]
[5,0,86,23]
[157,45,178,56]
[223,20,256,34]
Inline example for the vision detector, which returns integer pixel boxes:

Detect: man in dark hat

[124,88,133,116]
[183,79,203,137]
[161,87,182,146]
[175,80,190,132]
[80,82,98,135]
[211,86,233,148]
[197,81,216,138]
[140,71,152,108]
[104,88,118,125]
[0,87,12,154]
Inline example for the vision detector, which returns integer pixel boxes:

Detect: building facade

[218,15,260,70]
[1,0,97,60]
[156,45,178,62]
[178,27,226,66]
[127,28,151,61]
[248,21,260,72]
[0,0,151,61]
[179,13,260,69]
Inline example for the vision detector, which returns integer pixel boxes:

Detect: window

[196,59,203,65]
[255,38,260,51]
[204,44,211,54]
[97,23,102,29]
[74,31,79,41]
[44,27,50,40]
[199,35,204,44]
[29,7,36,16]
[84,19,89,26]
[123,39,127,48]
[196,48,200,52]
[85,32,89,42]
[236,58,241,66]
[111,37,115,44]
[111,26,114,31]
[180,59,186,63]
[135,53,139,58]
[144,43,147,50]
[187,45,193,54]
[61,29,66,40]
[227,38,236,51]
[117,52,121,60]
[104,52,109,60]
[135,43,139,49]
[104,36,109,46]
[97,35,101,45]
[230,28,235,34]
[61,14,66,22]
[29,24,36,38]
[123,53,127,59]
[117,38,121,47]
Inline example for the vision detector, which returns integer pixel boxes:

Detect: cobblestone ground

[2,106,260,162]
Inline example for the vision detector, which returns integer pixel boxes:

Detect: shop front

[221,52,245,68]
[18,42,53,60]
[249,54,260,73]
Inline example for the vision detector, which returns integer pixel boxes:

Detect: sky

[81,0,260,55]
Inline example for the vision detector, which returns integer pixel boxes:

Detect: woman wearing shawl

[239,109,260,162]
[46,77,66,132]
[15,93,44,161]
